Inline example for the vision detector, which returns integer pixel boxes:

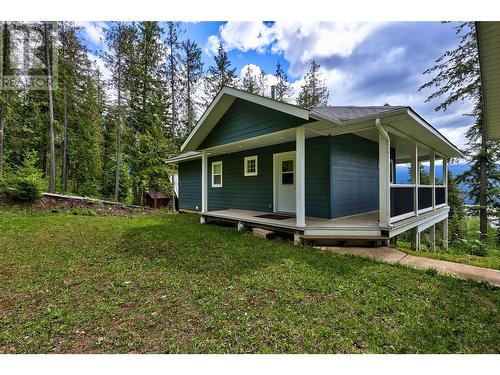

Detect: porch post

[377,122,390,227]
[296,126,306,227]
[443,218,449,250]
[443,157,448,205]
[201,149,208,214]
[411,142,419,216]
[429,224,436,251]
[430,151,435,210]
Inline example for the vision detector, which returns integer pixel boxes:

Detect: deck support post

[443,157,448,205]
[294,233,303,246]
[237,221,245,231]
[296,126,306,228]
[442,218,448,250]
[429,224,436,251]
[376,119,390,227]
[411,228,420,251]
[201,149,208,214]
[430,151,435,210]
[411,142,419,216]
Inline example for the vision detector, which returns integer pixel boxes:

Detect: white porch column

[201,149,208,214]
[430,151,435,210]
[377,122,391,227]
[443,218,449,250]
[443,157,448,205]
[429,224,436,251]
[296,126,306,227]
[411,142,419,216]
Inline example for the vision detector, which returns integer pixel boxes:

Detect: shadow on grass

[116,213,377,282]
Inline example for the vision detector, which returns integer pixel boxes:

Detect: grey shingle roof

[311,105,408,122]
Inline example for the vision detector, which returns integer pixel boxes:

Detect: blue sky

[76,21,474,149]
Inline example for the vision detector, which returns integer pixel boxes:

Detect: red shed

[143,191,170,209]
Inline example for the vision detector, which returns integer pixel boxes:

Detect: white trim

[435,203,447,209]
[390,183,417,188]
[376,120,391,228]
[181,86,309,152]
[201,150,208,213]
[296,126,306,227]
[390,211,416,224]
[418,207,434,215]
[211,160,223,188]
[411,142,419,216]
[430,151,435,210]
[406,109,464,158]
[244,155,258,176]
[273,151,296,214]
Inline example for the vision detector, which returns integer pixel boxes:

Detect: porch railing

[390,184,447,223]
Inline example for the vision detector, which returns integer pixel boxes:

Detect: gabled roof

[311,105,407,123]
[181,86,310,152]
[175,86,462,160]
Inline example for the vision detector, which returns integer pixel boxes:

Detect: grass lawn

[399,248,500,270]
[0,210,499,353]
[395,241,500,271]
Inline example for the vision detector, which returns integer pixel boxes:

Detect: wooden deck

[199,206,450,243]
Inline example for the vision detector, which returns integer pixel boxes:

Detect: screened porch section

[389,142,448,223]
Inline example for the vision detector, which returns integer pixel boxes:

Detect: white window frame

[244,155,258,176]
[211,161,223,187]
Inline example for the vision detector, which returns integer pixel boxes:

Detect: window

[281,159,294,185]
[244,156,258,176]
[212,161,222,187]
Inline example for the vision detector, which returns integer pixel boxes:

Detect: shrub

[1,151,43,203]
[455,238,488,257]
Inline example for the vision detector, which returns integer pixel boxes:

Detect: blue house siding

[330,134,379,218]
[177,135,378,219]
[178,159,202,211]
[207,142,294,213]
[199,99,313,149]
[206,137,332,218]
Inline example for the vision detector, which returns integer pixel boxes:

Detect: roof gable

[199,98,314,149]
[181,87,310,152]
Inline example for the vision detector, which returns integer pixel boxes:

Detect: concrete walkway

[317,246,500,287]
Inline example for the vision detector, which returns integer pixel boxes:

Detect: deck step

[252,228,275,239]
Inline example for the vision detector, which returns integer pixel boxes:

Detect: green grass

[0,210,499,353]
[399,247,500,270]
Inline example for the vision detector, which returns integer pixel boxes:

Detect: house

[166,87,463,249]
[476,21,500,140]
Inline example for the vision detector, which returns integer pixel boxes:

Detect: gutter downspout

[375,118,392,230]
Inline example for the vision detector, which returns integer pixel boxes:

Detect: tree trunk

[0,22,9,178]
[154,195,157,209]
[62,84,68,193]
[114,26,123,202]
[169,27,176,139]
[479,122,488,243]
[45,23,56,194]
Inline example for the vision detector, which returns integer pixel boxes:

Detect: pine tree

[0,22,11,178]
[104,22,136,201]
[274,61,292,102]
[241,66,259,94]
[419,22,499,243]
[296,60,329,108]
[43,22,56,193]
[179,39,203,137]
[165,22,182,139]
[204,44,237,105]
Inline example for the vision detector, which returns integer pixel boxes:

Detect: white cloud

[205,34,221,55]
[219,22,274,53]
[75,21,107,45]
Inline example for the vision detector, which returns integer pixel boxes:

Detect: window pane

[247,159,255,172]
[282,160,293,172]
[213,175,221,185]
[213,163,221,174]
[282,172,293,185]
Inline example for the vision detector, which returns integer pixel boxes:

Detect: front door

[274,151,296,213]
